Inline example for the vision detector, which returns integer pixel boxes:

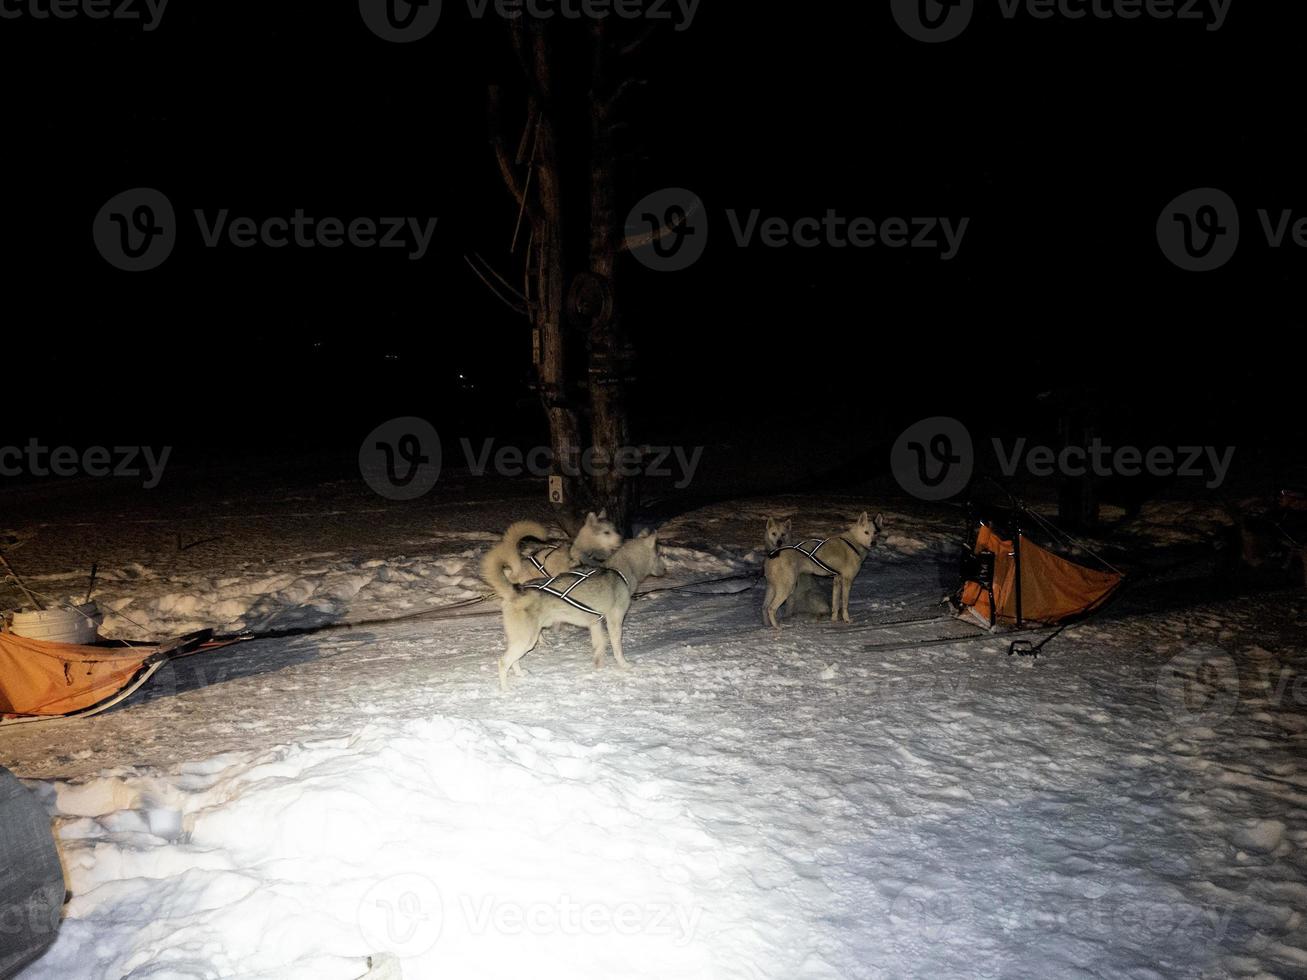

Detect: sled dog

[483,512,623,587]
[765,516,792,552]
[764,512,882,628]
[483,530,667,689]
[764,517,829,620]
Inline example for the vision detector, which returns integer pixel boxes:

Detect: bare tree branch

[617,22,658,58]
[597,77,647,121]
[464,254,528,317]
[488,85,526,208]
[620,200,701,253]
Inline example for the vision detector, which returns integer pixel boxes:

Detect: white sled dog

[764,512,882,628]
[483,512,623,586]
[482,530,667,689]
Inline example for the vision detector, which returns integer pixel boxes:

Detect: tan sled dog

[764,516,792,552]
[483,513,623,586]
[763,512,882,628]
[483,530,667,689]
[763,517,832,622]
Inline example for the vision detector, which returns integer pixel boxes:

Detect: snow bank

[28,718,720,979]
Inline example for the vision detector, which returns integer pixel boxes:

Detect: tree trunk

[586,20,635,533]
[488,20,645,536]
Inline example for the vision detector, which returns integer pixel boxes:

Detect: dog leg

[499,626,539,690]
[763,581,777,627]
[840,576,852,624]
[590,621,609,669]
[607,610,630,669]
[768,568,795,630]
[830,576,842,622]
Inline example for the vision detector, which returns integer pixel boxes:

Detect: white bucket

[8,603,102,645]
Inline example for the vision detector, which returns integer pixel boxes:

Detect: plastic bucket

[8,604,102,645]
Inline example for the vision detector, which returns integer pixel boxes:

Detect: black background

[2,0,1301,478]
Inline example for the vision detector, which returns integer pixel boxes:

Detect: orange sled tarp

[0,629,215,721]
[959,524,1122,628]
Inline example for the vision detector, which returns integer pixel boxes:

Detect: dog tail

[481,520,550,600]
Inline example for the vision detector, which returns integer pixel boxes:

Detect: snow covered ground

[2,470,1306,979]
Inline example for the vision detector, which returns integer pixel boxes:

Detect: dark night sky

[2,2,1302,465]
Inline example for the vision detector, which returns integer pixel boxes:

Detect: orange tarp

[960,524,1122,628]
[0,632,159,717]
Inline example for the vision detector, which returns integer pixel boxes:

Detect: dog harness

[524,546,560,578]
[521,566,631,619]
[768,537,865,574]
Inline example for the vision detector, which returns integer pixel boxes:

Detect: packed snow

[2,472,1305,979]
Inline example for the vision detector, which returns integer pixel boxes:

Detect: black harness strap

[834,536,867,560]
[768,538,840,575]
[522,566,632,620]
[524,547,558,578]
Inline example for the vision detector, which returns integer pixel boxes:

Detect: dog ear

[857,511,869,527]
[597,509,608,520]
[585,512,598,526]
[873,513,884,530]
[766,517,778,531]
[783,519,792,534]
